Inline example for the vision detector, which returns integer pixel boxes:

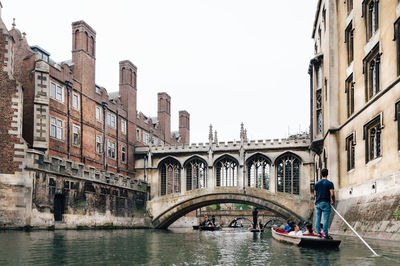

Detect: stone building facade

[0,3,190,229]
[310,0,400,239]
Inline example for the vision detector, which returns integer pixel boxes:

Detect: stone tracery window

[159,158,181,196]
[215,156,238,187]
[185,158,207,191]
[247,154,270,189]
[276,154,300,195]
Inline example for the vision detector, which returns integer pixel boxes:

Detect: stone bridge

[135,138,314,228]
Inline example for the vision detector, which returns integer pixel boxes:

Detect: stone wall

[329,171,400,240]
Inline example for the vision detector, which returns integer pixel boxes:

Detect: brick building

[7,17,190,178]
[0,3,190,228]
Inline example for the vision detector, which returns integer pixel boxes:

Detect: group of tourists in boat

[272,168,341,248]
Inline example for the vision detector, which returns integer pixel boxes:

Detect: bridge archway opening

[151,193,307,229]
[227,217,253,227]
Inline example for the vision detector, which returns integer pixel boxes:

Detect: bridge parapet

[136,138,310,154]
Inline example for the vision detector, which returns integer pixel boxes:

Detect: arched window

[159,158,181,196]
[85,32,89,52]
[247,154,270,189]
[276,154,300,195]
[185,158,207,191]
[74,30,79,50]
[215,156,238,187]
[90,36,95,56]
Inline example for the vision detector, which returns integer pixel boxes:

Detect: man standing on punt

[314,168,335,239]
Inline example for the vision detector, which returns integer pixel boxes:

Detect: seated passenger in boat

[288,225,303,236]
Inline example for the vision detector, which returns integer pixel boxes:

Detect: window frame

[345,74,354,118]
[396,101,400,151]
[121,146,126,163]
[121,119,127,135]
[50,82,64,103]
[72,124,80,147]
[345,133,356,171]
[95,135,102,154]
[394,18,400,77]
[363,44,381,102]
[143,132,150,144]
[50,117,63,140]
[95,105,102,122]
[107,139,116,159]
[136,128,141,142]
[345,22,354,65]
[363,0,379,41]
[363,114,383,163]
[72,92,80,110]
[347,0,353,15]
[107,112,116,129]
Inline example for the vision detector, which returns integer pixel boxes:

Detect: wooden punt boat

[192,225,200,230]
[271,228,341,248]
[250,228,264,232]
[200,225,222,231]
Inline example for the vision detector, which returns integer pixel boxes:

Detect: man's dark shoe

[317,234,322,238]
[324,235,333,240]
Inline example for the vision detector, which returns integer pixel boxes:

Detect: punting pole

[331,206,379,256]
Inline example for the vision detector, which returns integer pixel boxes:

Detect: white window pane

[51,83,56,98]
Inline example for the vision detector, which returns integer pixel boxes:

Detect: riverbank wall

[330,171,400,241]
[0,150,151,230]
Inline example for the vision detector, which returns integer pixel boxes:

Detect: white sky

[2,0,316,143]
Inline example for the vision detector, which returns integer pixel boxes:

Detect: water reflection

[0,229,399,265]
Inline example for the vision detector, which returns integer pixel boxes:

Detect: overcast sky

[2,0,316,143]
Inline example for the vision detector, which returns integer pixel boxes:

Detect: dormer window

[30,45,50,63]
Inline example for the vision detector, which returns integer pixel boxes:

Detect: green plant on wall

[393,209,400,221]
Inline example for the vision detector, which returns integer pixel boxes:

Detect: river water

[0,228,399,265]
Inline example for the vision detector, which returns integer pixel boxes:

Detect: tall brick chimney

[119,60,137,120]
[179,110,190,144]
[71,21,96,96]
[157,92,171,142]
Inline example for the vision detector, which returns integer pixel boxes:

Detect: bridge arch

[228,217,253,227]
[150,190,310,229]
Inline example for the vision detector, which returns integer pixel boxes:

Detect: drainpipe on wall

[65,81,72,159]
[144,155,147,182]
[102,102,108,170]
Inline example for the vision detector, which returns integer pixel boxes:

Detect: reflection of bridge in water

[135,138,314,228]
[199,210,287,228]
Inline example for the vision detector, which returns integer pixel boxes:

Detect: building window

[345,22,354,65]
[346,133,355,171]
[72,124,80,146]
[136,129,141,142]
[107,113,116,128]
[143,132,150,144]
[159,157,181,196]
[276,154,300,195]
[247,154,270,189]
[96,135,102,153]
[345,75,354,117]
[72,93,79,110]
[347,0,353,15]
[50,82,64,102]
[185,158,207,191]
[395,18,400,76]
[363,0,379,40]
[121,146,126,163]
[107,140,115,159]
[96,105,102,122]
[316,90,322,135]
[121,119,126,134]
[50,117,63,140]
[364,45,380,101]
[215,156,238,187]
[364,115,382,163]
[396,102,400,151]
